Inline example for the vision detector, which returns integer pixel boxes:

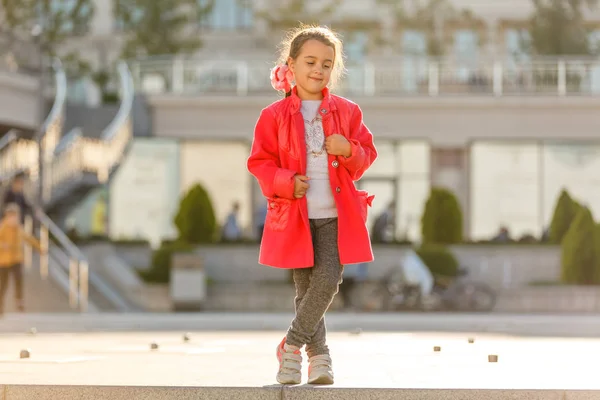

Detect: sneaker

[307,354,334,384]
[276,337,302,384]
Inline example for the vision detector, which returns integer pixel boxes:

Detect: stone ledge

[5,386,600,400]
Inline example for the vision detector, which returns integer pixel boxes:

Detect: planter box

[170,253,206,311]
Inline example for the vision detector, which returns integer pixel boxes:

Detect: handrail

[42,58,67,133]
[54,127,82,155]
[102,61,135,141]
[33,208,88,311]
[0,130,18,151]
[35,209,85,261]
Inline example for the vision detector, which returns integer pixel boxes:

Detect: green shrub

[139,241,194,283]
[421,187,463,245]
[549,189,581,244]
[174,183,217,244]
[416,244,459,277]
[561,206,596,285]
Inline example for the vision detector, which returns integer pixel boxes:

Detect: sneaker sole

[307,374,334,385]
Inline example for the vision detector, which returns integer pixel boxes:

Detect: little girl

[247,25,377,385]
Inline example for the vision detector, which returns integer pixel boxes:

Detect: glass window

[453,29,478,81]
[470,142,541,240]
[199,0,253,30]
[359,140,430,242]
[542,141,600,227]
[402,30,427,92]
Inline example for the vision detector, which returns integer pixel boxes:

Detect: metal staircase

[0,60,136,313]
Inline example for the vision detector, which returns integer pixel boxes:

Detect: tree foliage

[114,0,214,58]
[0,0,94,70]
[526,0,599,55]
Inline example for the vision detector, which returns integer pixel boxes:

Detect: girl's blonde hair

[276,24,345,96]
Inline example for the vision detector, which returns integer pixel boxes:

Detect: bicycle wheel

[451,281,497,312]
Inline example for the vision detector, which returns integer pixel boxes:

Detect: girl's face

[288,39,335,101]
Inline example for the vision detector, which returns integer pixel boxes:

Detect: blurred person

[255,202,267,242]
[222,202,242,242]
[3,172,32,224]
[247,25,377,385]
[0,203,45,315]
[371,201,395,243]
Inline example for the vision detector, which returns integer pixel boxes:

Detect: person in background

[0,203,45,315]
[371,201,395,243]
[3,172,31,224]
[222,202,242,242]
[255,202,268,242]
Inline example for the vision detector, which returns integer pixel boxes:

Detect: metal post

[78,260,89,312]
[69,258,79,309]
[40,225,49,279]
[31,23,46,211]
[23,215,33,270]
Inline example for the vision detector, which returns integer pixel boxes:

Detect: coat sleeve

[247,108,297,199]
[338,104,377,181]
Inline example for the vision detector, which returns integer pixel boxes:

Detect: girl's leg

[286,218,343,354]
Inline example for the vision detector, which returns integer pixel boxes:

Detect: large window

[470,141,600,241]
[453,29,479,81]
[358,141,430,242]
[401,30,427,93]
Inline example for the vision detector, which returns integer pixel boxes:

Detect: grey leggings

[286,218,344,358]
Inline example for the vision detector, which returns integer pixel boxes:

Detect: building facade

[22,0,600,244]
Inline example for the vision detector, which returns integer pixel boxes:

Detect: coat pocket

[355,190,375,223]
[265,197,292,231]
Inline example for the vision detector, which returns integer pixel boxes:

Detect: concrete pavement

[1,313,600,398]
[0,330,600,399]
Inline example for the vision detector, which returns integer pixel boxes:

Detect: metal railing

[24,210,89,311]
[130,55,600,97]
[51,61,134,189]
[0,60,134,313]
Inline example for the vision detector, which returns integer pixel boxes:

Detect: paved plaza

[1,313,600,399]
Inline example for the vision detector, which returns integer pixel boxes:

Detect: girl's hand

[294,175,310,198]
[325,134,351,157]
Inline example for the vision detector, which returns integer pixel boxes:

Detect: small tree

[416,244,459,278]
[561,206,596,285]
[549,189,581,244]
[421,187,463,244]
[174,183,217,244]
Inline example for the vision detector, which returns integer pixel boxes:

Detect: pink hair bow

[270,64,293,92]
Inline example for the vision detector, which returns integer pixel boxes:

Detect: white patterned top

[300,100,337,219]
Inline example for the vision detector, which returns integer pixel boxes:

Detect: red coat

[247,87,378,269]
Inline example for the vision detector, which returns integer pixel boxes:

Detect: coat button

[320,108,327,114]
[332,160,339,168]
[336,187,341,193]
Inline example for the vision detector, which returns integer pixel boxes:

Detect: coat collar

[288,86,337,116]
